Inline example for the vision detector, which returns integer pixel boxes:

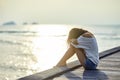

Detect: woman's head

[67,28,87,44]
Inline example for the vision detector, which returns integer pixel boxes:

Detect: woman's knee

[69,45,84,54]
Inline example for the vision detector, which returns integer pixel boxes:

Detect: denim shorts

[84,58,97,70]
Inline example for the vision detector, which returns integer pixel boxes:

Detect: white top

[71,36,99,65]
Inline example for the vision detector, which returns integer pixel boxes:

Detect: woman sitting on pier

[56,28,99,70]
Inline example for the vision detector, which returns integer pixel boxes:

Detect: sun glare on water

[30,25,69,71]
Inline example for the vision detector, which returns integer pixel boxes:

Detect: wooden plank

[18,46,120,80]
[54,51,120,80]
[99,46,120,59]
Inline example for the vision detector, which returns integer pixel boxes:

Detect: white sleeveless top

[71,36,99,65]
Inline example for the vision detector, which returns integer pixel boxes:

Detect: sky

[0,0,120,25]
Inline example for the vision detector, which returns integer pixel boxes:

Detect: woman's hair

[67,28,87,44]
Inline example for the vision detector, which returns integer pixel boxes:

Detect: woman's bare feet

[56,62,67,67]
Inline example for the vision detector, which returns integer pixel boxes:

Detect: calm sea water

[0,25,120,80]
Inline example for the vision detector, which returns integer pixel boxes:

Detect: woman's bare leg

[75,48,86,68]
[56,45,75,67]
[56,45,86,68]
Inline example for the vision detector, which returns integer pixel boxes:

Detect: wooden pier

[18,46,120,80]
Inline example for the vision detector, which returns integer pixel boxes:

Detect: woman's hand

[70,39,78,45]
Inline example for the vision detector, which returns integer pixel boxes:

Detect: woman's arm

[70,39,78,45]
[82,32,94,38]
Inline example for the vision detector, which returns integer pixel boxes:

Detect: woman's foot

[56,62,67,67]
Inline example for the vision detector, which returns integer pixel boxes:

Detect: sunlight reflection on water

[29,25,71,71]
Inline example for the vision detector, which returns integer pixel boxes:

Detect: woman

[56,28,99,70]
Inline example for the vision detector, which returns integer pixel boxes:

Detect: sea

[0,24,120,80]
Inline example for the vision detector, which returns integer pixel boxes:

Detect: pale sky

[0,0,120,25]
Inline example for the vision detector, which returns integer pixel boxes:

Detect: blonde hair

[67,28,87,44]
